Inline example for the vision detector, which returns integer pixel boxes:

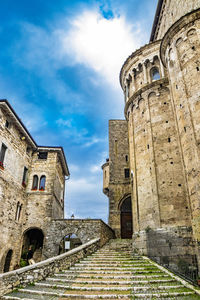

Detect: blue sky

[0,0,157,222]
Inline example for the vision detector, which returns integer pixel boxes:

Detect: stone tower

[103,0,200,277]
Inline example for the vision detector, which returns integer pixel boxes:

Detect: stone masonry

[0,100,115,274]
[103,0,200,279]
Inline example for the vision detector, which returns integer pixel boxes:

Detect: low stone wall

[0,238,100,297]
[44,219,115,258]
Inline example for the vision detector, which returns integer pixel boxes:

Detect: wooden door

[121,212,133,239]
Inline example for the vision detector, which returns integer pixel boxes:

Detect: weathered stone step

[34,282,186,291]
[69,266,159,271]
[54,273,170,279]
[46,277,177,285]
[2,291,198,300]
[61,269,164,275]
[74,263,151,267]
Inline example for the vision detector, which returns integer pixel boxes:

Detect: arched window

[150,67,160,81]
[32,175,38,190]
[39,175,46,190]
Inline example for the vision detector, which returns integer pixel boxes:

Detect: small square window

[38,152,48,159]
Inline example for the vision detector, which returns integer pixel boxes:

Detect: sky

[0,0,157,222]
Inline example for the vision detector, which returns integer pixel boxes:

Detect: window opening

[15,202,22,221]
[0,143,7,167]
[22,167,28,187]
[32,175,38,190]
[39,175,46,190]
[125,155,128,162]
[38,152,48,159]
[124,168,130,178]
[5,120,10,128]
[151,67,160,81]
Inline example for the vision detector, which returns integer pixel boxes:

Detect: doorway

[21,228,44,263]
[120,196,133,239]
[3,249,13,272]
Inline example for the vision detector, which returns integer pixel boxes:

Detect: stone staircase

[2,239,200,299]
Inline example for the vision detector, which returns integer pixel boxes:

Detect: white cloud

[56,118,72,127]
[90,165,100,173]
[59,9,142,89]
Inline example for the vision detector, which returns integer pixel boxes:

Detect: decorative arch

[59,233,82,254]
[175,38,183,47]
[148,91,157,100]
[187,28,196,37]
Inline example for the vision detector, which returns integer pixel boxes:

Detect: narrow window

[15,202,20,221]
[19,204,22,220]
[125,155,128,162]
[15,203,22,221]
[38,152,48,159]
[39,175,46,190]
[124,168,130,178]
[168,138,171,142]
[150,67,160,81]
[22,167,28,187]
[32,175,38,190]
[105,170,106,178]
[0,143,7,167]
[5,120,10,128]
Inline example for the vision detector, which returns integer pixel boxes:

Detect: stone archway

[3,249,13,272]
[59,233,82,254]
[21,228,44,263]
[120,196,133,239]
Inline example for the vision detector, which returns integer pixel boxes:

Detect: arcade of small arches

[124,54,165,101]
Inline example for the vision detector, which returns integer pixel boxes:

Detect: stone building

[0,99,69,272]
[102,0,200,277]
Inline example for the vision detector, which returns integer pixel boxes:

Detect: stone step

[54,273,170,279]
[2,240,199,300]
[45,277,178,284]
[34,282,185,291]
[74,263,151,267]
[69,266,158,271]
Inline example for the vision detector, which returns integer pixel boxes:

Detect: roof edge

[150,0,164,42]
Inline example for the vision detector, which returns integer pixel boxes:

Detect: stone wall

[0,238,100,297]
[108,120,131,237]
[0,105,33,272]
[121,41,191,233]
[0,101,68,273]
[133,226,197,277]
[161,10,200,241]
[153,0,200,41]
[43,219,115,258]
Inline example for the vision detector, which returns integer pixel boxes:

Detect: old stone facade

[0,99,69,272]
[103,1,200,277]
